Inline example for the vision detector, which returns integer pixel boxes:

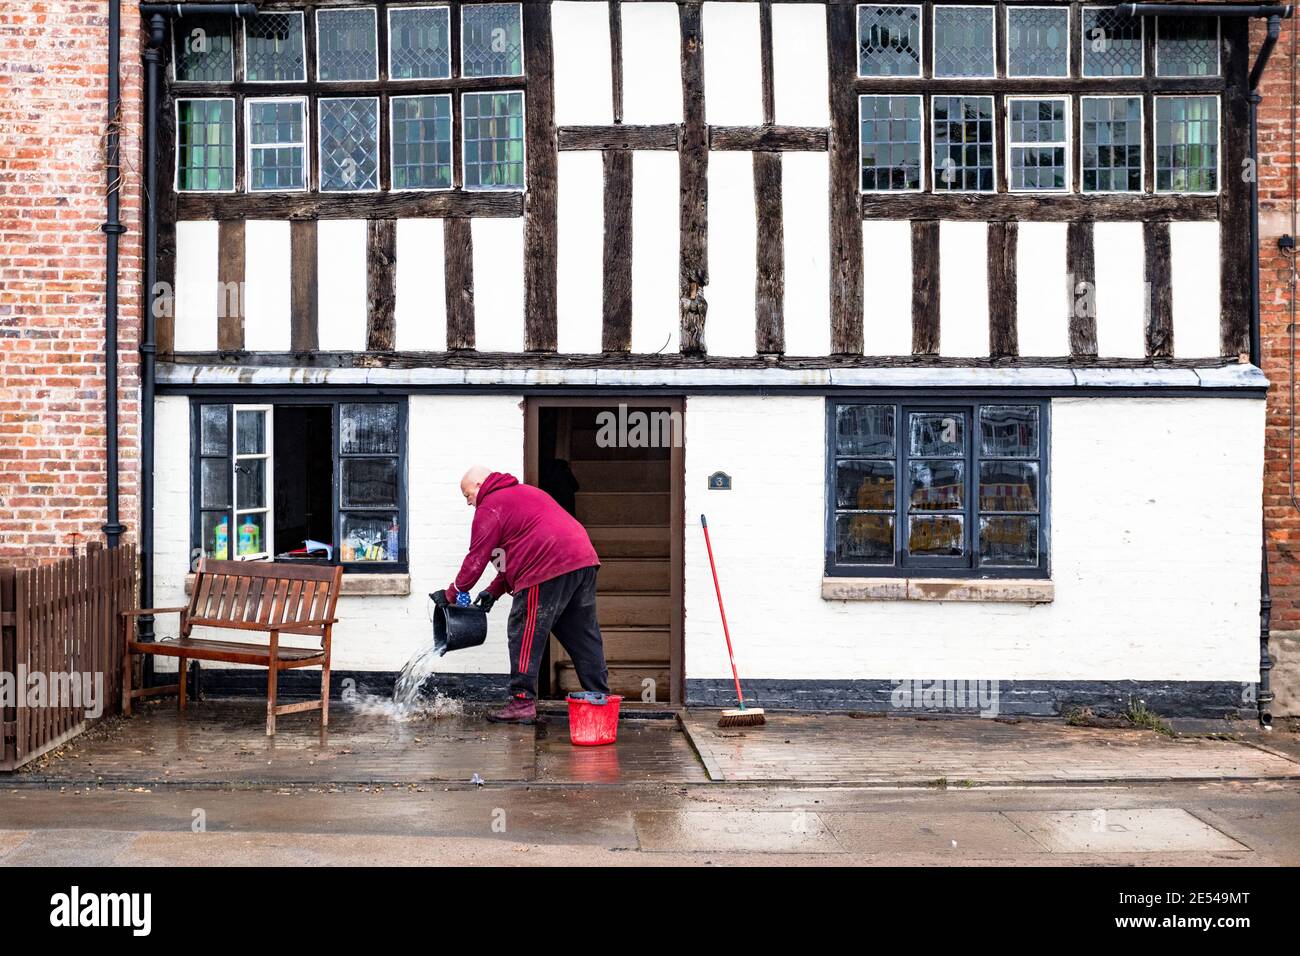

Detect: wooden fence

[0,545,137,771]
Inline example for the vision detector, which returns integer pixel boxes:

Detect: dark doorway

[273,405,332,556]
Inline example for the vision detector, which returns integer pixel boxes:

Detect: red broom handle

[700,515,746,708]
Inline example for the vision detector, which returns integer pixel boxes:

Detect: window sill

[821,577,1054,604]
[184,572,411,598]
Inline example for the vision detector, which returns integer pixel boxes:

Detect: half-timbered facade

[149,1,1266,715]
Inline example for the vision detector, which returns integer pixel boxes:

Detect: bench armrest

[121,606,188,617]
[275,618,339,634]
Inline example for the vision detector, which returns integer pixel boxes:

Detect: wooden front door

[524,398,684,708]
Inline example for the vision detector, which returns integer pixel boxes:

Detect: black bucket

[431,602,488,656]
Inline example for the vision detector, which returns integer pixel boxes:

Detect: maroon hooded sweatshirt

[446,472,600,601]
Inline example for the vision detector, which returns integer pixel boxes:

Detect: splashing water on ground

[343,638,466,720]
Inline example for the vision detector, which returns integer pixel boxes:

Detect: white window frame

[171,16,235,83]
[1081,4,1146,80]
[1079,94,1145,194]
[1005,95,1071,194]
[858,93,925,194]
[387,4,453,81]
[231,404,274,562]
[315,6,381,84]
[930,94,997,194]
[244,96,310,194]
[389,93,455,192]
[459,1,525,79]
[242,10,307,84]
[1004,5,1070,80]
[1154,15,1222,79]
[932,4,997,80]
[855,3,924,80]
[174,97,238,194]
[1153,93,1222,196]
[316,96,382,193]
[460,89,528,192]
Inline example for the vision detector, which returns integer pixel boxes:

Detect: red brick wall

[0,2,142,563]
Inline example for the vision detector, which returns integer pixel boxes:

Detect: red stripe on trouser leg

[517,587,538,674]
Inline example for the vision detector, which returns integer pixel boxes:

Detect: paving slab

[634,809,843,853]
[1003,808,1248,854]
[820,810,1047,857]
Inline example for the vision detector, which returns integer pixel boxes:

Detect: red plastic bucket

[566,693,623,746]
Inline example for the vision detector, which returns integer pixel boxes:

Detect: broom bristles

[718,707,766,727]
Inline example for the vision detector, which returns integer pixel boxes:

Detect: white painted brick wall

[684,395,1264,683]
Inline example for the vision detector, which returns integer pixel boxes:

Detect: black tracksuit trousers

[507,566,609,699]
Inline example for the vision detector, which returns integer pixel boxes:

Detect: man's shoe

[486,696,537,724]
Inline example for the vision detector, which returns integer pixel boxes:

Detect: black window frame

[825,397,1051,579]
[189,397,409,574]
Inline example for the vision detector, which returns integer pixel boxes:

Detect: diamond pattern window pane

[1082,7,1143,77]
[389,6,452,80]
[1007,7,1068,77]
[392,95,453,189]
[1157,15,1219,77]
[1156,96,1219,193]
[248,99,306,191]
[857,5,922,77]
[462,91,525,189]
[1008,98,1068,192]
[1081,96,1142,192]
[318,7,378,82]
[462,3,524,78]
[245,12,306,82]
[174,14,234,81]
[177,99,235,191]
[319,97,380,191]
[859,95,922,191]
[933,6,995,78]
[932,95,994,192]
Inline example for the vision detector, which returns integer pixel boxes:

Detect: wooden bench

[121,559,343,736]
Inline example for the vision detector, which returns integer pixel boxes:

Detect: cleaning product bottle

[386,519,399,562]
[238,516,260,556]
[213,516,229,560]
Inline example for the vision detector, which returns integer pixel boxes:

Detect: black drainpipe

[101,0,127,550]
[135,3,258,659]
[1121,4,1292,726]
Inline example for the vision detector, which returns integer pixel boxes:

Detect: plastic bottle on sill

[213,517,228,560]
[386,519,399,562]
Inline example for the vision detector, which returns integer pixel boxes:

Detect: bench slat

[128,637,325,666]
[197,558,340,583]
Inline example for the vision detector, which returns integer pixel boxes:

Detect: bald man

[432,466,610,724]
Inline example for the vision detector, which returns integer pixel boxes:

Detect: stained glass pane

[1082,7,1143,77]
[857,5,922,77]
[933,6,995,78]
[319,97,380,191]
[177,99,235,191]
[389,6,452,80]
[1081,96,1143,192]
[932,96,995,192]
[462,91,525,189]
[1007,6,1068,77]
[174,14,234,81]
[859,95,922,191]
[835,514,895,565]
[392,95,453,189]
[1155,96,1219,192]
[248,100,306,191]
[462,3,524,78]
[317,7,378,82]
[245,12,306,82]
[1008,98,1068,192]
[340,404,400,455]
[1157,16,1219,77]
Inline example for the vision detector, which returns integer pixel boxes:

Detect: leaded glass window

[1082,7,1144,77]
[247,98,307,192]
[317,7,379,82]
[244,12,306,83]
[462,90,525,189]
[391,95,453,189]
[932,95,995,192]
[976,406,1041,569]
[1156,16,1220,77]
[173,14,234,82]
[857,5,922,78]
[318,97,380,192]
[1155,95,1219,193]
[461,3,524,78]
[859,95,922,191]
[1081,96,1142,192]
[1007,97,1068,192]
[388,5,452,80]
[933,5,995,79]
[1006,6,1068,78]
[176,99,235,191]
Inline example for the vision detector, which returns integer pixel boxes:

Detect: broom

[700,514,765,728]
